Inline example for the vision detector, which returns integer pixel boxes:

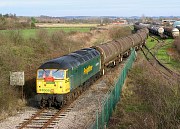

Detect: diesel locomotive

[36,28,149,108]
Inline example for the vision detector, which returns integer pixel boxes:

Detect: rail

[141,45,180,77]
[17,104,73,129]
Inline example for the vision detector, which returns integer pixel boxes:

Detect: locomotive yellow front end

[36,69,70,94]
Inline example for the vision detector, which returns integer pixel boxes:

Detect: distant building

[112,19,128,25]
[162,20,176,26]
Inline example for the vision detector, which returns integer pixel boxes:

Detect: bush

[8,31,24,46]
[50,30,67,49]
[174,37,180,52]
[109,26,132,39]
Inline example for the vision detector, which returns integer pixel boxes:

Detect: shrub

[174,37,180,52]
[8,31,24,46]
[50,30,67,49]
[109,26,132,39]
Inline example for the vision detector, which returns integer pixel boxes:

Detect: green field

[0,27,91,38]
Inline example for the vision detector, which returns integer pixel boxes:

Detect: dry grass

[0,29,93,119]
[108,26,132,39]
[90,26,132,46]
[108,54,180,129]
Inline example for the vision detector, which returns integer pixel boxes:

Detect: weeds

[109,58,180,129]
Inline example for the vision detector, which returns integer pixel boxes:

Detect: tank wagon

[148,26,164,36]
[176,26,180,31]
[36,28,149,108]
[139,23,151,28]
[134,24,146,31]
[163,27,179,38]
[134,23,165,37]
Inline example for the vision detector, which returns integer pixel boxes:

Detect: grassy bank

[108,37,180,129]
[0,26,132,120]
[0,29,93,119]
[108,55,180,129]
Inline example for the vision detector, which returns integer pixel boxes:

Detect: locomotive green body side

[68,55,101,91]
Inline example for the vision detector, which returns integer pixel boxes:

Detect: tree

[31,17,36,28]
[3,14,9,18]
[31,17,36,23]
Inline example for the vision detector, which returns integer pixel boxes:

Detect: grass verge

[108,55,180,129]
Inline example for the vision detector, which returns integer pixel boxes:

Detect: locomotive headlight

[38,82,42,85]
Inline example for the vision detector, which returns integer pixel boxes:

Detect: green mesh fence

[90,48,136,129]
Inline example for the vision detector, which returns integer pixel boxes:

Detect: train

[134,24,146,31]
[148,26,164,36]
[163,27,179,38]
[36,28,149,108]
[134,23,179,38]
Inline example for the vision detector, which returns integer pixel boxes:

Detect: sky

[0,0,180,17]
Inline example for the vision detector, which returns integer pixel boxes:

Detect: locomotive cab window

[37,69,65,79]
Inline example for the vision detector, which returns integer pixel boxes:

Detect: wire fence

[89,48,136,129]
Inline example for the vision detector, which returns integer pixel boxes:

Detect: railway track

[149,35,171,57]
[15,65,123,129]
[16,105,73,129]
[142,36,178,78]
[141,44,180,80]
[16,59,125,129]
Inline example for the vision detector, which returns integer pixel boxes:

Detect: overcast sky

[0,0,180,17]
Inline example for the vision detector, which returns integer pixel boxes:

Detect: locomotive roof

[39,48,100,69]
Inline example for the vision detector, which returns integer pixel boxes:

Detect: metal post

[22,86,24,100]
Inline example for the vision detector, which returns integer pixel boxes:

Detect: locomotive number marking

[39,89,50,92]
